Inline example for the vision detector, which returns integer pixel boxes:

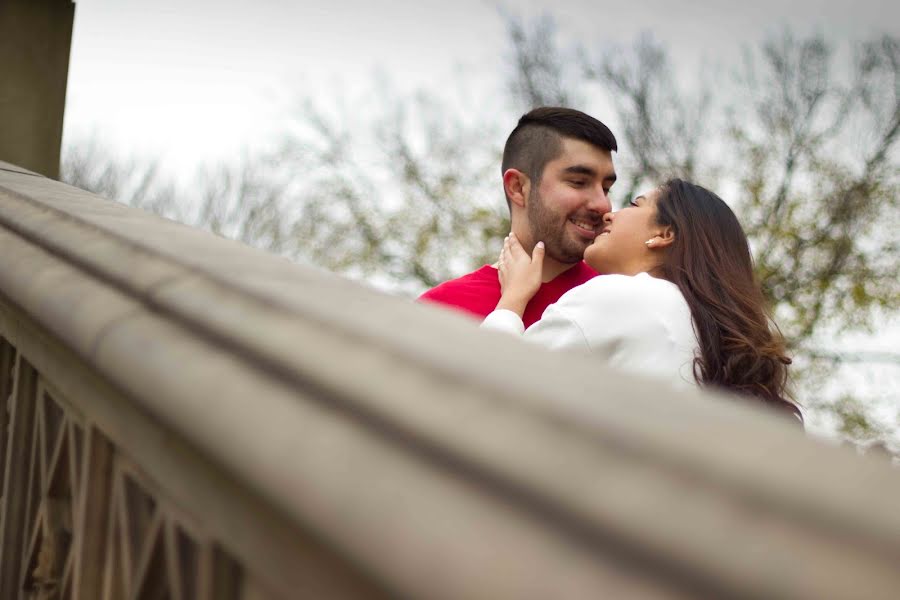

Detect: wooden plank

[0,354,38,600]
[2,169,899,554]
[72,426,114,600]
[129,510,164,600]
[0,338,16,500]
[100,468,126,600]
[1,169,900,598]
[210,546,242,600]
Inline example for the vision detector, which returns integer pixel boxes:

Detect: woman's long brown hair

[654,179,802,422]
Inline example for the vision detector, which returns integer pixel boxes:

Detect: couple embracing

[420,107,800,422]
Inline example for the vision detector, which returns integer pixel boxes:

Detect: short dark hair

[501,107,617,190]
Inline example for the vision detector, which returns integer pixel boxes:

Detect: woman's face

[584,187,663,275]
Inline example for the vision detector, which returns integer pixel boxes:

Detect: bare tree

[273,80,508,291]
[727,33,900,449]
[61,138,181,220]
[504,12,575,110]
[729,33,899,344]
[584,34,714,204]
[62,77,511,294]
[61,141,294,256]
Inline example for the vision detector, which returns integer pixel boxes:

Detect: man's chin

[549,246,588,265]
[544,254,579,265]
[563,239,594,262]
[537,233,590,263]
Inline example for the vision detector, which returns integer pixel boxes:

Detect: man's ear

[503,169,530,209]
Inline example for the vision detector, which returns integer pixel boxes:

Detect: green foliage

[833,394,884,441]
[728,33,900,343]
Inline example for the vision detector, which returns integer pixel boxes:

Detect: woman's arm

[481,298,591,352]
[482,241,593,353]
[483,274,666,358]
[495,233,545,318]
[483,232,592,352]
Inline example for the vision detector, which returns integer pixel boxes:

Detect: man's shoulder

[419,265,498,301]
[418,266,502,320]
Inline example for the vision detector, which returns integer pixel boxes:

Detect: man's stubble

[526,187,589,264]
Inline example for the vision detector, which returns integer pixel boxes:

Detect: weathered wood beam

[0,163,899,599]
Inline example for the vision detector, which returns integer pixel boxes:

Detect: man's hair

[501,107,618,194]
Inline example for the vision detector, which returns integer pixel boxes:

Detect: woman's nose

[602,211,614,224]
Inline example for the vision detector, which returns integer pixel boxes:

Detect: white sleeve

[481,306,590,352]
[480,285,601,353]
[521,303,592,352]
[481,309,526,336]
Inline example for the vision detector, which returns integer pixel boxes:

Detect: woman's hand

[496,233,544,317]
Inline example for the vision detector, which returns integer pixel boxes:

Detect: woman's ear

[503,169,530,209]
[648,226,675,249]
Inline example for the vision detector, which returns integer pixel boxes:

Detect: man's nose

[587,187,612,215]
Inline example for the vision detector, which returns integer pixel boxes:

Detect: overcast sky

[63,0,900,179]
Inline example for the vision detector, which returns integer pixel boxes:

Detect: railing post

[71,425,113,600]
[0,0,75,179]
[0,355,39,600]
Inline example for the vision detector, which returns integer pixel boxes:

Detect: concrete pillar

[0,0,75,179]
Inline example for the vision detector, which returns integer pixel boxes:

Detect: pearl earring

[645,239,654,246]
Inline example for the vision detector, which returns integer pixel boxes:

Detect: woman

[482,178,801,421]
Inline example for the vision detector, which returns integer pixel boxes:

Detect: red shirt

[418,262,599,328]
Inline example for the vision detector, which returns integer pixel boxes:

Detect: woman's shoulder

[575,272,681,300]
[553,273,688,322]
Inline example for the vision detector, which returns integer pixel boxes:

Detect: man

[419,107,617,326]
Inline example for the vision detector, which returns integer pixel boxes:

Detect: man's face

[526,138,616,264]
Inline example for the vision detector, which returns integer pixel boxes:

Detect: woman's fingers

[508,232,528,259]
[496,233,543,303]
[507,233,543,266]
[532,240,545,266]
[497,234,510,267]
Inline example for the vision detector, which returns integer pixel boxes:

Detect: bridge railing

[1,160,899,599]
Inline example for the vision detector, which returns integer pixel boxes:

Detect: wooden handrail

[1,160,899,599]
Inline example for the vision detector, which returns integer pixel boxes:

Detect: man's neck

[541,257,579,283]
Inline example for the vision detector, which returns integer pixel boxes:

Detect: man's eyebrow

[562,165,596,176]
[562,165,617,184]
